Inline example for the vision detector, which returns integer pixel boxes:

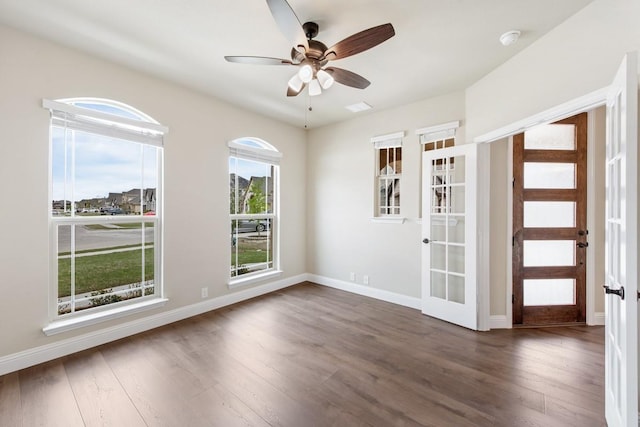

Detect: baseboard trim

[592,311,605,326]
[307,274,422,310]
[489,315,511,329]
[0,274,305,376]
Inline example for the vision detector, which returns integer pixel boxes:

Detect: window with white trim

[373,131,404,216]
[45,98,165,318]
[229,138,281,281]
[417,121,460,217]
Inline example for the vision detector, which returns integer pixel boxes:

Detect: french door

[421,143,477,330]
[604,52,638,427]
[512,113,587,325]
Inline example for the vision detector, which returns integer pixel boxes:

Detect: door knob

[422,238,430,244]
[603,284,625,300]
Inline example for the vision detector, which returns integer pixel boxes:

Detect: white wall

[306,92,465,299]
[0,24,307,358]
[466,0,640,141]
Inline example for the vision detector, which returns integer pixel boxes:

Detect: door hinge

[512,294,515,304]
[512,178,515,188]
[512,235,515,246]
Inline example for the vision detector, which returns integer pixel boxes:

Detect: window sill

[42,298,168,336]
[229,270,283,289]
[370,217,407,224]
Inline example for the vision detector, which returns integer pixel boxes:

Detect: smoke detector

[499,30,521,46]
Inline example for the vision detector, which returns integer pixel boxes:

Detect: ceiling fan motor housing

[303,21,319,39]
[306,39,328,60]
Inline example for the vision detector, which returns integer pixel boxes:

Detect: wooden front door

[512,112,587,326]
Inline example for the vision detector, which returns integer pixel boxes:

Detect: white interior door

[604,52,638,427]
[422,144,477,330]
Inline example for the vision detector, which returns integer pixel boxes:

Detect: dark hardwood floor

[0,282,605,426]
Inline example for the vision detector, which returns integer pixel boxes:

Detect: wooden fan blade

[225,56,293,65]
[287,82,306,97]
[324,23,395,61]
[266,0,309,52]
[325,67,370,89]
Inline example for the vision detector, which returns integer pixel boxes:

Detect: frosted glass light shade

[287,74,303,92]
[308,79,322,96]
[298,64,313,83]
[317,69,334,89]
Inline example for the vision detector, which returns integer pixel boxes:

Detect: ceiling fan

[224,0,395,97]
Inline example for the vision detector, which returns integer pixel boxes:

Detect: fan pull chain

[304,93,312,129]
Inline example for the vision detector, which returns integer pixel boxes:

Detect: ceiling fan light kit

[316,69,334,89]
[287,74,304,92]
[224,0,395,97]
[308,79,322,96]
[298,64,314,83]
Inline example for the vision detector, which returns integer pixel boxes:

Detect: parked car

[101,207,124,215]
[235,219,270,233]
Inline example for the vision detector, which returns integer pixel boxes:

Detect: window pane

[448,245,465,274]
[524,124,575,150]
[231,219,273,277]
[431,271,446,299]
[58,221,155,314]
[448,274,465,304]
[230,157,274,215]
[448,217,465,244]
[524,201,575,228]
[75,132,144,215]
[57,225,72,315]
[524,162,575,189]
[52,127,72,216]
[523,240,576,266]
[431,243,446,271]
[523,279,575,306]
[51,129,160,217]
[450,185,465,214]
[379,177,400,214]
[448,155,464,184]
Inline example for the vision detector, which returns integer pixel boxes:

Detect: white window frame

[229,138,282,287]
[372,131,405,223]
[43,98,167,335]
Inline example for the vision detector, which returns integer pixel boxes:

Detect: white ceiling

[0,0,594,129]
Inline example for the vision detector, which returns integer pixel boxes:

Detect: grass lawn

[58,247,154,297]
[231,236,271,268]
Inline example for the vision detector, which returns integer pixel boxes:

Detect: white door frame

[474,87,608,329]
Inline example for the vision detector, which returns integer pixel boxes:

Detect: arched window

[229,137,281,284]
[43,98,166,328]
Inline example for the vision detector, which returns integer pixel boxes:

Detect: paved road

[58,224,154,252]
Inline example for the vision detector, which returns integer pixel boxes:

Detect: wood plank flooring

[0,282,605,426]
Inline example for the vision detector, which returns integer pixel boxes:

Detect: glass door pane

[429,153,466,305]
[523,279,575,306]
[524,124,575,150]
[524,201,576,228]
[523,240,576,267]
[524,163,576,189]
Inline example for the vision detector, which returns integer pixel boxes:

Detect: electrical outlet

[350,272,356,282]
[201,287,208,298]
[363,275,369,285]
